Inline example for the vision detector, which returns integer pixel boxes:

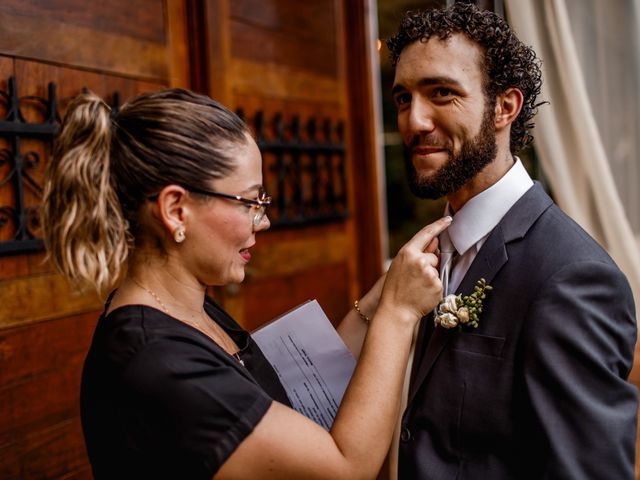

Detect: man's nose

[405,98,436,139]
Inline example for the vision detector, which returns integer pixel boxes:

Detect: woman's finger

[425,237,439,254]
[404,216,452,252]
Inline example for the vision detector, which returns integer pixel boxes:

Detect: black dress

[80,294,290,480]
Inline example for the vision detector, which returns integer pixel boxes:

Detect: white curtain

[505,0,640,319]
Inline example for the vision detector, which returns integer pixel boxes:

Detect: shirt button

[400,427,411,442]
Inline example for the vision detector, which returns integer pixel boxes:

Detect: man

[387,3,637,479]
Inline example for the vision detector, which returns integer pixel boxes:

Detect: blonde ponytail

[42,92,129,294]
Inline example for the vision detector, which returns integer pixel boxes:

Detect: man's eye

[434,88,454,98]
[394,93,411,106]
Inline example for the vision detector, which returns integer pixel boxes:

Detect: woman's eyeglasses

[186,186,272,227]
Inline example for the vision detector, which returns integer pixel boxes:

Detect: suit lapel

[457,227,508,295]
[406,183,554,407]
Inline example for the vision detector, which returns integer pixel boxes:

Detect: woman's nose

[254,213,271,231]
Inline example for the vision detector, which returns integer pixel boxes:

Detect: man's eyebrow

[392,76,465,96]
[391,83,407,96]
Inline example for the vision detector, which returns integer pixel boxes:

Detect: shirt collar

[446,158,534,255]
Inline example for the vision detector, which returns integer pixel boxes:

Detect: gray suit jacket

[398,183,637,479]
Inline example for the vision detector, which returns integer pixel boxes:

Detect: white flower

[437,312,459,329]
[434,295,462,329]
[434,278,493,331]
[439,294,460,314]
[457,307,470,324]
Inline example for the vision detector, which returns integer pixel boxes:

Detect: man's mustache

[406,134,453,152]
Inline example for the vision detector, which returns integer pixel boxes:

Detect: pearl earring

[174,228,186,243]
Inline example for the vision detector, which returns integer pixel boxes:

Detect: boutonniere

[435,278,493,330]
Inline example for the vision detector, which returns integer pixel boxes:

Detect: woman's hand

[377,216,451,325]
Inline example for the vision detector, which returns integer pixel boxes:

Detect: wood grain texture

[241,262,350,332]
[0,9,168,81]
[13,55,165,105]
[229,0,337,76]
[0,312,97,480]
[166,0,191,88]
[204,0,232,103]
[0,0,166,42]
[229,58,341,104]
[0,409,93,480]
[0,311,96,386]
[341,0,386,292]
[247,228,349,280]
[0,273,102,329]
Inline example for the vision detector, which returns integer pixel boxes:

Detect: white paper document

[251,300,356,430]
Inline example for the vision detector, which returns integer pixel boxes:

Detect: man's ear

[154,185,188,237]
[494,87,524,130]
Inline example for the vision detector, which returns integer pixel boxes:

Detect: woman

[42,88,449,479]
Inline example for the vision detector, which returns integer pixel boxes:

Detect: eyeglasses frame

[185,186,272,227]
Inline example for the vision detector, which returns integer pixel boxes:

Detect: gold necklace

[135,282,169,314]
[204,318,245,367]
[131,278,244,366]
[186,314,246,367]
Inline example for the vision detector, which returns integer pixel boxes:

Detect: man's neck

[447,151,515,212]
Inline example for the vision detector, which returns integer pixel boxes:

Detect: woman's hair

[42,88,250,294]
[386,3,543,154]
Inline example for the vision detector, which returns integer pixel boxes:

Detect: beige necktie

[386,231,456,480]
[438,229,457,296]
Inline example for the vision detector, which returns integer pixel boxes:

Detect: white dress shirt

[446,158,534,294]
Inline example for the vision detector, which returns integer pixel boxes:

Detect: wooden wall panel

[0,0,168,81]
[229,0,337,76]
[0,312,97,479]
[0,312,95,387]
[0,0,166,42]
[248,224,349,281]
[229,60,343,104]
[12,418,91,480]
[0,1,190,478]
[221,0,343,107]
[242,262,350,332]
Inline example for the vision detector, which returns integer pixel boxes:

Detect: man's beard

[403,104,497,200]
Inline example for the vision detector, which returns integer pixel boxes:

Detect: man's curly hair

[386,3,543,154]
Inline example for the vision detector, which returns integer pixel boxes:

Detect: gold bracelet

[353,300,370,324]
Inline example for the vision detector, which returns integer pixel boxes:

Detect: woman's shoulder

[91,303,216,372]
[103,303,175,340]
